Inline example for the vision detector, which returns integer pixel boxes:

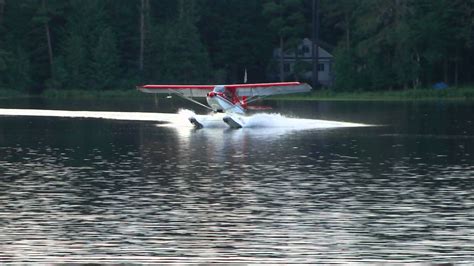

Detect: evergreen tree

[91,28,120,90]
[408,0,452,85]
[105,0,140,80]
[61,34,88,89]
[333,47,357,90]
[138,0,150,75]
[6,47,32,91]
[55,0,112,89]
[1,0,474,92]
[0,46,10,89]
[1,0,66,91]
[263,0,306,81]
[0,0,5,25]
[159,0,211,83]
[450,0,474,85]
[200,0,271,83]
[30,0,65,84]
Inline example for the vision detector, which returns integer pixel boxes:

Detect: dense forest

[0,0,473,93]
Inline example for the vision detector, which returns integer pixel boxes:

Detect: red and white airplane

[137,82,311,128]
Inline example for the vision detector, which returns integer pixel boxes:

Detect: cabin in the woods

[271,38,334,86]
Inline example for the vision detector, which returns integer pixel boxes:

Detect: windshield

[213,86,225,93]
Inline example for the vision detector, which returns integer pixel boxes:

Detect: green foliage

[1,0,474,96]
[199,1,272,83]
[6,47,32,91]
[62,34,88,89]
[333,47,357,91]
[0,45,9,71]
[292,60,311,81]
[326,0,474,90]
[0,47,11,89]
[160,19,211,83]
[263,0,305,49]
[91,28,120,90]
[50,0,122,90]
[157,1,211,84]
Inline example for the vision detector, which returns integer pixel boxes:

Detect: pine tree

[6,47,32,91]
[30,0,64,83]
[91,28,120,90]
[263,0,306,81]
[199,0,272,83]
[56,0,112,89]
[159,0,211,83]
[0,46,10,89]
[0,0,5,25]
[62,34,88,89]
[139,0,150,75]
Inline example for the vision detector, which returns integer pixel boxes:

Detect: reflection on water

[0,100,473,263]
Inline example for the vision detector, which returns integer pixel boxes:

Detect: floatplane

[137,82,311,129]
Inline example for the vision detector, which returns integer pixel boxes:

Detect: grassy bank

[2,87,474,101]
[0,89,29,98]
[44,87,474,101]
[274,87,474,101]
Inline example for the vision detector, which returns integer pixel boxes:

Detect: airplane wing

[137,84,214,97]
[137,82,311,97]
[227,82,312,97]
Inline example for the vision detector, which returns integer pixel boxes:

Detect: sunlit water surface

[0,98,473,263]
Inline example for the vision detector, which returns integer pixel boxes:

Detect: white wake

[177,109,367,129]
[0,108,369,130]
[242,113,365,129]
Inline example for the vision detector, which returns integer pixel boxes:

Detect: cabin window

[284,63,290,73]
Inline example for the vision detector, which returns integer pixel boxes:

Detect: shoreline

[272,87,474,101]
[1,87,473,101]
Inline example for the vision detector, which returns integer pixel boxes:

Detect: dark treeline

[0,0,473,93]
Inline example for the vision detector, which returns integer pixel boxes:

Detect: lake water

[0,97,473,263]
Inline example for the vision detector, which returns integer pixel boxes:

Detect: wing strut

[243,95,265,105]
[169,89,214,111]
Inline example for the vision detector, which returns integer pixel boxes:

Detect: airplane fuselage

[206,86,245,114]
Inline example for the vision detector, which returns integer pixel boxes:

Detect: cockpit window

[213,86,225,93]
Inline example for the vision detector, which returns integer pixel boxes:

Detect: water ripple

[1,102,474,263]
